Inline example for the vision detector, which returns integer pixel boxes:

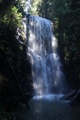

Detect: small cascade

[27,15,66,97]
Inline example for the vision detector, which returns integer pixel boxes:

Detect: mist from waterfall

[27,16,66,98]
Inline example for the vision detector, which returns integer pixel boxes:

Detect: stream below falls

[15,95,80,120]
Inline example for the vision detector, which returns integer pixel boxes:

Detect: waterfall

[27,15,66,97]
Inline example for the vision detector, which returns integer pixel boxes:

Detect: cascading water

[27,15,66,98]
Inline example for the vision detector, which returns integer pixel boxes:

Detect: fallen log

[60,89,80,105]
[60,90,77,100]
[69,89,80,105]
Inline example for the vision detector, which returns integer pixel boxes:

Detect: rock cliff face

[0,30,33,110]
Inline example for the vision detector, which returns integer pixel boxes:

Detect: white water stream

[27,16,66,98]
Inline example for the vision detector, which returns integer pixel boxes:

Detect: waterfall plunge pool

[33,94,64,100]
[15,95,80,120]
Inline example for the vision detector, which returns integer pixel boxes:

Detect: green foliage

[0,0,33,115]
[1,6,22,30]
[30,0,42,15]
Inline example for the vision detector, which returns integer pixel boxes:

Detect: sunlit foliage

[30,0,42,15]
[1,6,22,30]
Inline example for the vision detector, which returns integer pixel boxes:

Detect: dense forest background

[0,0,80,119]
